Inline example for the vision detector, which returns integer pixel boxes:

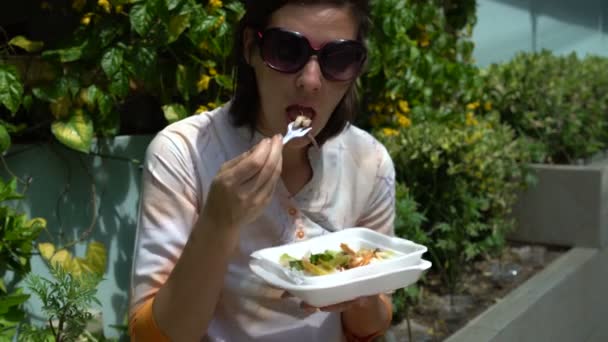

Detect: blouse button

[288,207,298,216]
[296,229,305,239]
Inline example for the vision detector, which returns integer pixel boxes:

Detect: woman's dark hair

[229,0,371,145]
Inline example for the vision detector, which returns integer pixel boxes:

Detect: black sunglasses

[256,27,367,81]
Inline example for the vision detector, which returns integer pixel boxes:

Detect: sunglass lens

[321,42,366,81]
[262,30,309,73]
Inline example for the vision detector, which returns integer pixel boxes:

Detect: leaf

[225,1,245,18]
[101,47,124,77]
[22,94,33,111]
[0,64,23,114]
[162,103,188,123]
[176,64,191,101]
[85,241,107,276]
[95,89,113,116]
[130,2,155,36]
[189,13,217,40]
[109,70,130,97]
[49,249,73,270]
[51,110,94,153]
[70,258,94,277]
[128,45,158,83]
[27,217,46,230]
[0,292,30,315]
[168,13,191,43]
[0,124,11,154]
[167,0,183,10]
[8,35,44,52]
[214,74,233,91]
[32,76,79,102]
[42,41,89,63]
[49,96,72,119]
[38,243,56,261]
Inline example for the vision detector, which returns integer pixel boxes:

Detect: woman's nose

[296,57,322,93]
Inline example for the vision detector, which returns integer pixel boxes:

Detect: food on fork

[293,114,312,129]
[278,243,395,276]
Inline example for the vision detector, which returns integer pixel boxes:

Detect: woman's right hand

[201,134,284,230]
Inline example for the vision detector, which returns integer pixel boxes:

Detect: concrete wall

[473,0,608,67]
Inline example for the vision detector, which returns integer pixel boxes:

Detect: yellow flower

[465,112,478,127]
[115,5,124,13]
[209,67,217,76]
[397,114,411,128]
[465,131,483,144]
[214,16,225,29]
[207,102,217,109]
[197,74,211,92]
[98,0,111,13]
[196,105,209,113]
[466,101,480,110]
[72,0,86,12]
[81,13,94,26]
[484,101,493,111]
[381,128,399,137]
[398,100,410,114]
[209,0,223,9]
[418,33,430,47]
[198,41,209,52]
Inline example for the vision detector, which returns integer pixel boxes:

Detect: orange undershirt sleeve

[129,297,171,342]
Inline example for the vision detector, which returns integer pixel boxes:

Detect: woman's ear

[242,27,256,65]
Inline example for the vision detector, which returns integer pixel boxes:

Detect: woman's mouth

[285,105,316,123]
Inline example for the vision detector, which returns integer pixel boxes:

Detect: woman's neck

[281,146,310,172]
[281,146,313,195]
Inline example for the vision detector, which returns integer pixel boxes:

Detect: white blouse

[129,103,396,341]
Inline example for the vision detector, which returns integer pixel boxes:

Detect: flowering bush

[359,0,535,297]
[360,0,483,132]
[379,112,534,294]
[482,50,608,164]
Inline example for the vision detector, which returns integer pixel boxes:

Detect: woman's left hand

[281,291,380,314]
[300,295,378,314]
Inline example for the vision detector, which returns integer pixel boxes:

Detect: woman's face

[245,4,359,149]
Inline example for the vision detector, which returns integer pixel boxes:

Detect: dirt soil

[384,241,568,342]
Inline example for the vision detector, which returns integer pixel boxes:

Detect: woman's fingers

[221,137,268,171]
[248,135,283,192]
[298,298,363,313]
[226,138,273,183]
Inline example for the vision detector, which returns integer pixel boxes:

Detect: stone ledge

[446,247,608,342]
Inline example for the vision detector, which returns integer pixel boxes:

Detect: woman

[129,1,396,341]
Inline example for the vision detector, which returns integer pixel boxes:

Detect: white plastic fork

[283,122,312,144]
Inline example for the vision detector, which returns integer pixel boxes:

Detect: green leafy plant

[482,50,608,164]
[361,0,482,131]
[16,241,108,341]
[0,176,46,340]
[0,0,245,152]
[391,184,425,338]
[379,113,533,294]
[19,265,103,342]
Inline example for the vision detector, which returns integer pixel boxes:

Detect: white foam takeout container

[249,228,432,307]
